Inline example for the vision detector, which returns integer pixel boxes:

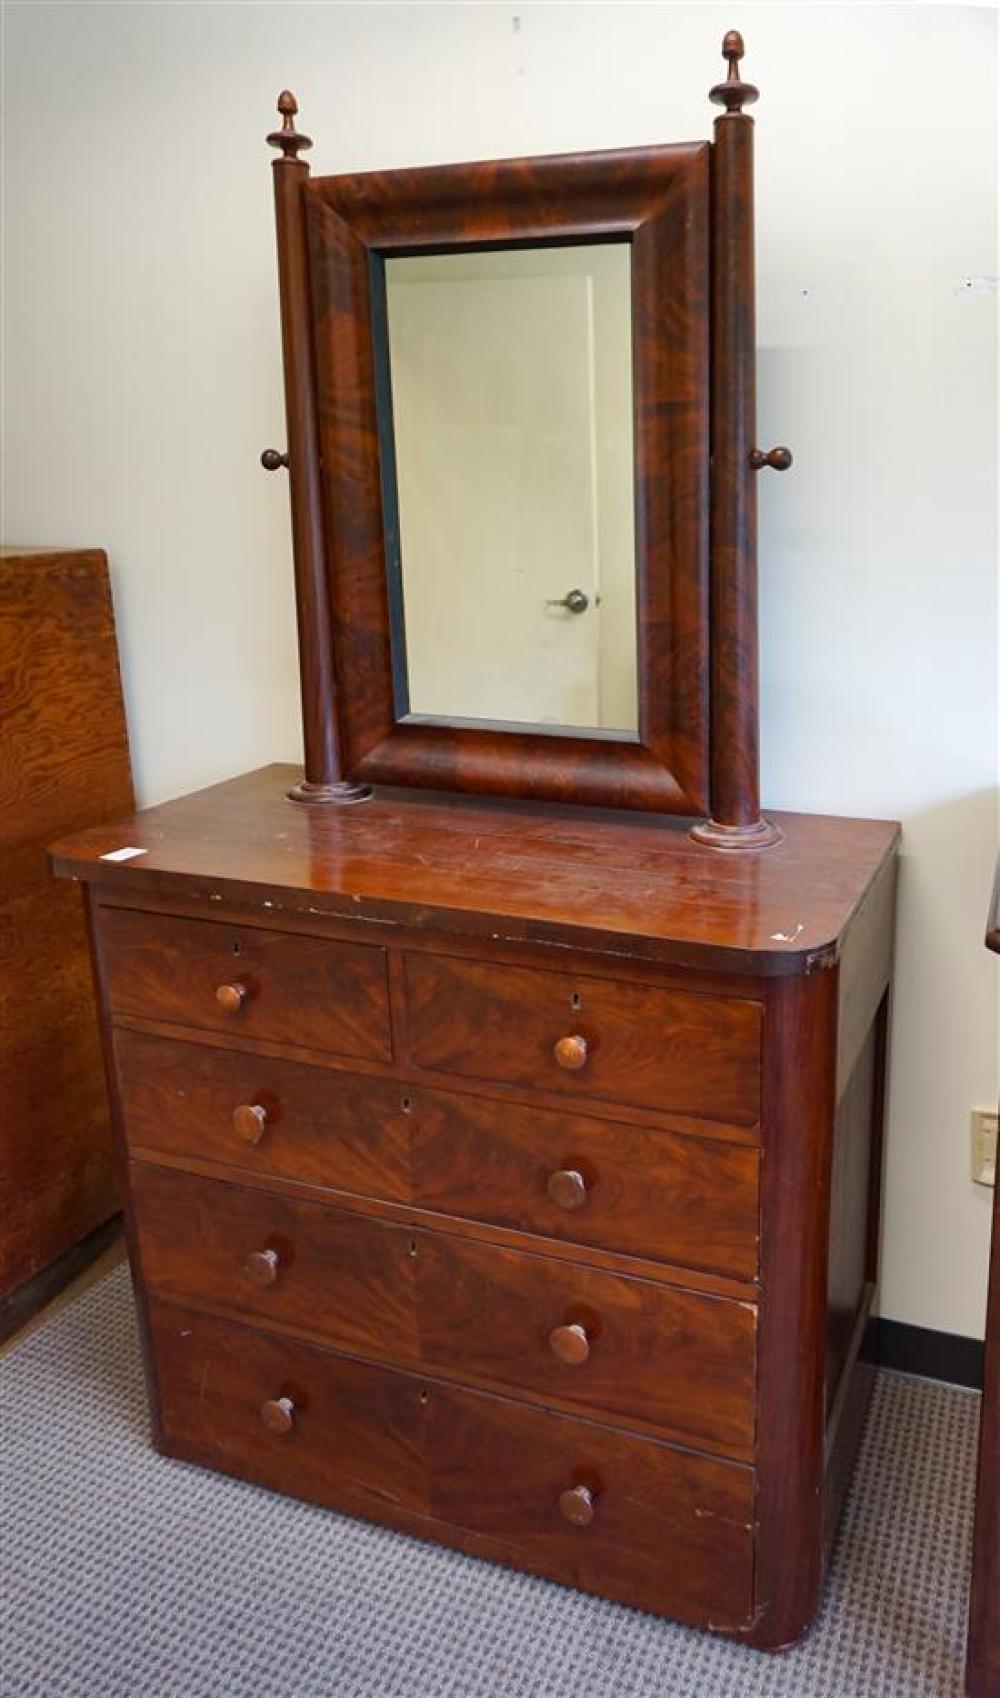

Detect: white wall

[3,2,997,1338]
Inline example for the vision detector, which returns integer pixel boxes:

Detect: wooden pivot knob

[549,1322,591,1366]
[547,1168,588,1211]
[558,1484,595,1527]
[260,1396,295,1435]
[215,982,248,1014]
[750,446,793,471]
[232,1103,269,1146]
[554,1034,588,1072]
[243,1247,281,1286]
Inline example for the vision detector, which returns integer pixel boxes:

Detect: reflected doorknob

[546,589,590,614]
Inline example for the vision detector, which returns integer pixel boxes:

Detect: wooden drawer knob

[558,1484,595,1527]
[553,1034,588,1071]
[232,1103,269,1145]
[243,1247,281,1286]
[216,982,248,1015]
[549,1322,591,1366]
[547,1168,588,1211]
[260,1396,295,1435]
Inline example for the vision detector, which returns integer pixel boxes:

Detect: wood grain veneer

[52,767,897,1645]
[48,35,900,1639]
[132,1161,756,1455]
[115,1029,411,1201]
[304,145,709,817]
[101,906,391,1060]
[151,1298,756,1630]
[402,954,761,1124]
[115,1028,760,1279]
[50,764,898,978]
[1,547,132,1330]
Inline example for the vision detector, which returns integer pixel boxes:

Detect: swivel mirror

[264,31,791,844]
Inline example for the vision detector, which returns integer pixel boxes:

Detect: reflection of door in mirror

[378,242,637,738]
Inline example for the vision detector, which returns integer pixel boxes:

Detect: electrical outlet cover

[972,1108,998,1188]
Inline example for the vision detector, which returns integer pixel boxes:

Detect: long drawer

[115,1029,411,1203]
[114,1029,760,1280]
[100,907,391,1061]
[150,1300,755,1630]
[133,1163,756,1453]
[402,953,762,1126]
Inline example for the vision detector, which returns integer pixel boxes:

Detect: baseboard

[0,1215,124,1345]
[862,1316,984,1390]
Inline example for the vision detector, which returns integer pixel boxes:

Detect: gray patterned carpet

[0,1264,980,1698]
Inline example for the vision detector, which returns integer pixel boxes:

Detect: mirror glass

[377,241,638,738]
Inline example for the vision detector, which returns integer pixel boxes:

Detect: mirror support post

[267,93,372,805]
[691,35,781,850]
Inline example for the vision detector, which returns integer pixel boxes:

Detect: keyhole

[408,1239,418,1258]
[570,991,582,1011]
[231,940,243,957]
[400,1095,413,1114]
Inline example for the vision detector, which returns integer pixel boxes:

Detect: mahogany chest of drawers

[51,764,899,1649]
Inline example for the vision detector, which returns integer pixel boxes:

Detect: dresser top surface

[50,763,899,975]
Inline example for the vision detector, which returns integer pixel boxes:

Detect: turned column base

[287,777,374,805]
[690,815,784,850]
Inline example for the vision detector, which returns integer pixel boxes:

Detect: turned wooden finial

[709,30,759,114]
[267,90,312,160]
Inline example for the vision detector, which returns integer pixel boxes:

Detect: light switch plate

[972,1108,998,1187]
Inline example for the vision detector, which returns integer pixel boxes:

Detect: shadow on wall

[877,786,999,1339]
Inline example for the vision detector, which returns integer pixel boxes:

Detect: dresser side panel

[751,965,839,1649]
[82,887,166,1440]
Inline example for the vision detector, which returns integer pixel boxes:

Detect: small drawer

[133,1165,756,1452]
[114,1029,411,1202]
[150,1301,754,1630]
[100,907,391,1061]
[403,954,761,1127]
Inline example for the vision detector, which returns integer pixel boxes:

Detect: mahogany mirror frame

[265,34,787,847]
